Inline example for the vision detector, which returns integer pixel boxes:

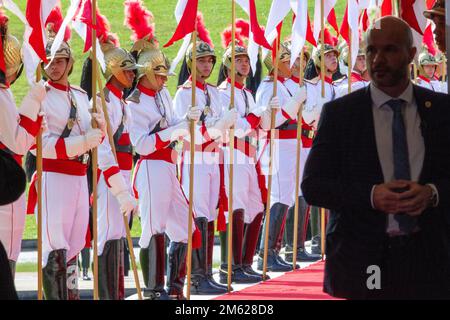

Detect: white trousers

[0,194,26,261]
[97,170,131,255]
[40,172,89,267]
[223,148,264,224]
[259,138,298,207]
[181,152,220,222]
[135,160,192,249]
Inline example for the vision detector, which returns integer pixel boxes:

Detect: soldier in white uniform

[336,43,370,98]
[128,39,201,300]
[303,42,341,255]
[217,42,274,283]
[280,46,321,262]
[93,38,138,300]
[416,48,441,92]
[0,10,46,278]
[27,25,107,299]
[173,40,237,294]
[255,43,306,272]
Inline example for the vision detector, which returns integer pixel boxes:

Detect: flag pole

[262,33,280,281]
[36,67,43,300]
[348,27,352,94]
[226,0,236,293]
[95,70,143,300]
[91,0,99,301]
[292,51,305,270]
[320,0,326,262]
[186,26,198,301]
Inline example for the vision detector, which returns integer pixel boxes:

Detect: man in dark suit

[301,16,450,300]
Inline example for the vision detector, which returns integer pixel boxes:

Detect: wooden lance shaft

[262,35,280,281]
[186,28,198,301]
[348,28,352,95]
[227,0,236,293]
[95,70,143,300]
[320,0,325,97]
[292,51,305,269]
[91,0,99,300]
[36,66,43,300]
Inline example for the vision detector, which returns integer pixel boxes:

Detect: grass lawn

[10,0,345,240]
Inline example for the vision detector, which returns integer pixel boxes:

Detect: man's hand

[372,180,410,214]
[397,182,433,217]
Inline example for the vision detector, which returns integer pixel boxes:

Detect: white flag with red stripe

[313,0,337,43]
[340,0,360,70]
[262,0,291,60]
[290,0,308,68]
[0,0,27,24]
[71,0,105,70]
[235,0,271,75]
[166,0,199,74]
[23,0,58,84]
[400,0,427,59]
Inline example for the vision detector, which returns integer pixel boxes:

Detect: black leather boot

[8,260,16,280]
[257,203,292,272]
[98,240,121,300]
[67,255,80,300]
[207,221,229,290]
[220,210,261,284]
[285,197,321,262]
[80,247,91,280]
[140,234,169,300]
[43,249,68,300]
[191,217,227,295]
[310,206,322,255]
[242,213,265,280]
[166,242,187,300]
[118,238,125,300]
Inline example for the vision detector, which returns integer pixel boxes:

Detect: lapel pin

[425,101,432,108]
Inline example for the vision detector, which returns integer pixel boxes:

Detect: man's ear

[409,47,417,63]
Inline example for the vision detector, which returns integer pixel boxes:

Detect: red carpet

[214,261,340,300]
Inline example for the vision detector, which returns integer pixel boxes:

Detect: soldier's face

[155,75,168,91]
[235,56,250,77]
[355,55,367,73]
[366,29,416,88]
[124,70,136,87]
[432,15,446,53]
[424,65,436,78]
[324,52,338,73]
[45,58,68,81]
[197,56,214,78]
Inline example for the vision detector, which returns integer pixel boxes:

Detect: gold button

[425,101,432,108]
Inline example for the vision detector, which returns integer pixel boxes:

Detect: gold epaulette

[126,88,141,103]
[333,76,347,85]
[70,85,87,94]
[218,81,228,90]
[179,80,192,89]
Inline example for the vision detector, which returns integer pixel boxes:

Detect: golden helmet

[283,40,311,65]
[137,45,170,88]
[222,42,249,71]
[3,33,22,80]
[41,39,74,81]
[101,42,138,88]
[185,40,216,73]
[312,43,340,69]
[418,48,438,77]
[340,45,366,67]
[264,42,291,76]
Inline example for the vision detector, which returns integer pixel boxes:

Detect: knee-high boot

[98,240,121,300]
[166,242,187,300]
[242,213,265,280]
[43,249,68,300]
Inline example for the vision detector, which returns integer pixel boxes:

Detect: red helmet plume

[124,0,156,44]
[221,26,245,49]
[235,19,250,39]
[196,12,213,47]
[45,5,71,41]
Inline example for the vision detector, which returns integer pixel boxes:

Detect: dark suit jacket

[301,85,450,299]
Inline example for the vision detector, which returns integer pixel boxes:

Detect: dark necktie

[386,99,417,233]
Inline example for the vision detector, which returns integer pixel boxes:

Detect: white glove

[19,83,47,121]
[259,107,272,131]
[186,105,202,123]
[156,120,189,143]
[282,85,307,120]
[205,108,238,140]
[303,95,329,129]
[107,172,138,216]
[91,110,107,137]
[65,128,103,158]
[269,96,281,111]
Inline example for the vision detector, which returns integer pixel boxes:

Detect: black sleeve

[0,150,26,206]
[301,102,374,212]
[0,242,18,300]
